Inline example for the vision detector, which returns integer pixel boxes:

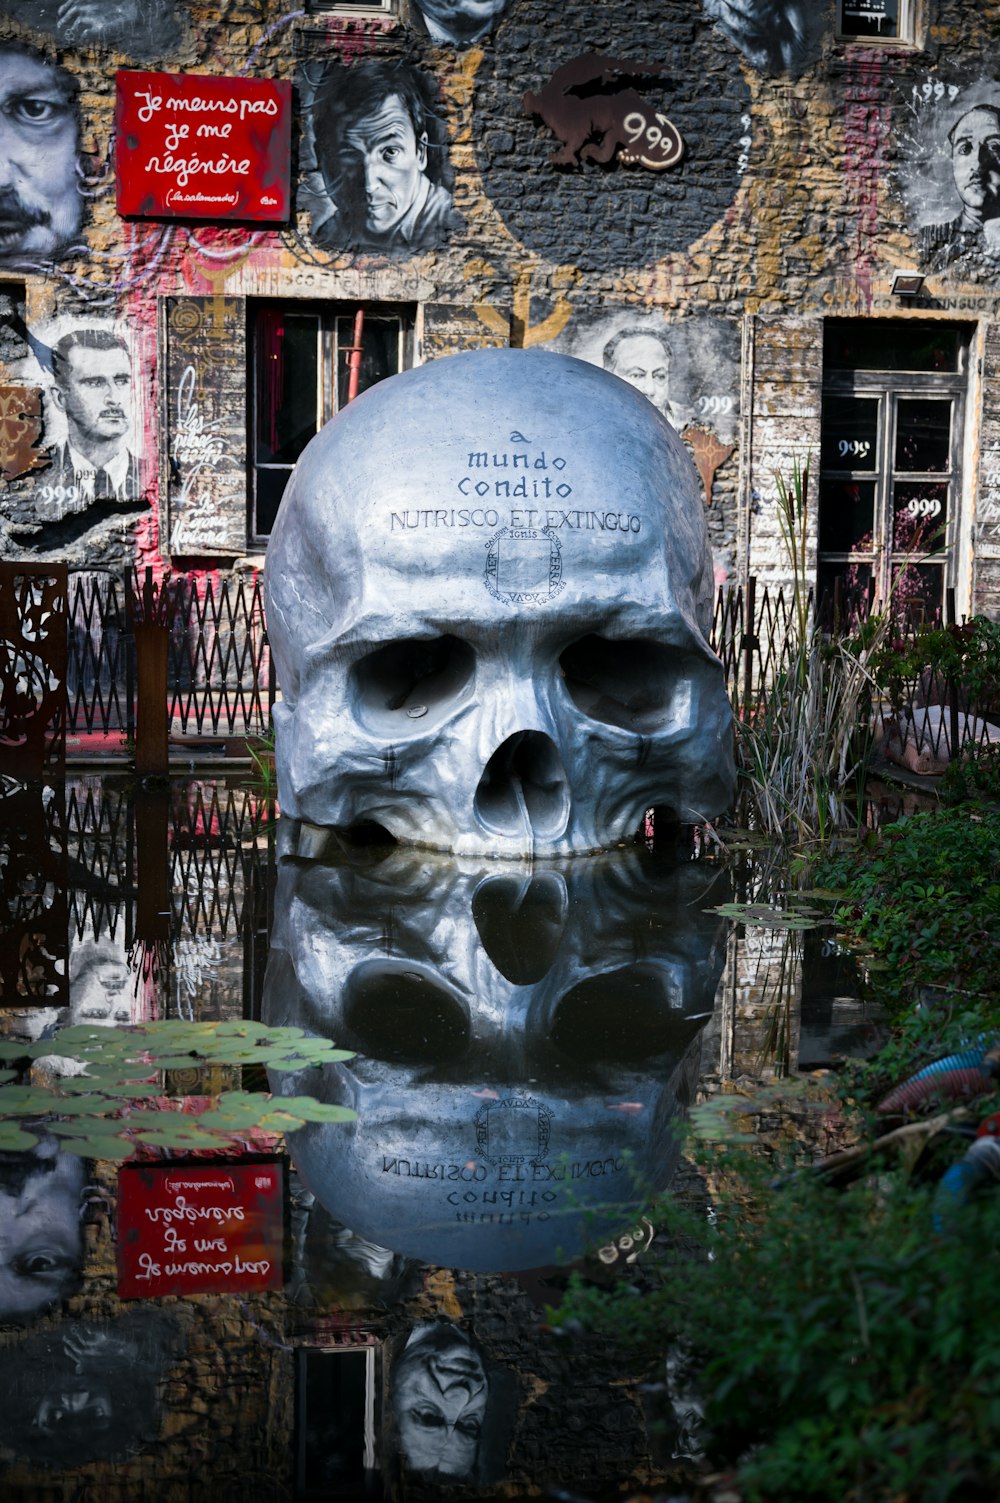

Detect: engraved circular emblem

[484,525,565,606]
[475,1094,553,1167]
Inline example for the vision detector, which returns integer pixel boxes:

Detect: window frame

[248,299,414,548]
[304,0,396,15]
[836,0,915,46]
[818,332,969,620]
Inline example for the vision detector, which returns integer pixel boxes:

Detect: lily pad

[59,1137,136,1160]
[0,1042,38,1061]
[133,1125,226,1149]
[48,1117,129,1138]
[267,1097,357,1123]
[711,902,823,931]
[0,1122,40,1150]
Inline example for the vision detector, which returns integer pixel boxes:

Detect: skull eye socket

[551,963,704,1064]
[344,961,469,1065]
[559,635,692,733]
[351,635,475,734]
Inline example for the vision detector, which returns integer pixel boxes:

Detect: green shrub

[940,743,1000,806]
[554,1149,1000,1502]
[867,617,1000,716]
[814,808,1000,1007]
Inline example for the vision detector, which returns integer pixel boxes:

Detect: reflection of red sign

[116,70,292,221]
[117,1161,284,1298]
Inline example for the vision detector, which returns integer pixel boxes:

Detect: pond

[0,774,892,1502]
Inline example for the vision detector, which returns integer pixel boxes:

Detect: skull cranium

[264,348,733,857]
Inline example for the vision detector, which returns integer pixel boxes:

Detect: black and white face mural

[299,57,462,255]
[390,1321,513,1483]
[0,1,182,59]
[5,321,146,555]
[900,80,1000,270]
[67,921,134,1026]
[0,1137,88,1321]
[701,0,827,77]
[413,0,511,47]
[0,44,82,268]
[0,1310,182,1466]
[545,314,740,444]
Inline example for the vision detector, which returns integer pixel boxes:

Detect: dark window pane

[892,482,948,551]
[894,398,951,473]
[819,479,876,553]
[817,560,873,618]
[820,395,879,470]
[255,311,318,464]
[254,468,290,537]
[824,319,962,373]
[336,316,401,408]
[297,1349,372,1496]
[840,0,899,38]
[891,560,944,621]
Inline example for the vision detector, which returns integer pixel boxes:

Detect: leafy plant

[735,461,891,843]
[553,1141,1000,1502]
[939,742,1000,805]
[245,722,277,796]
[868,617,1000,717]
[0,1019,355,1156]
[815,808,1000,1007]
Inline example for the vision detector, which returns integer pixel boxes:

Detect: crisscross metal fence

[27,568,1000,768]
[709,579,1000,763]
[66,568,273,743]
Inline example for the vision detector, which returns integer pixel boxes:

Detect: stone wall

[0,0,997,614]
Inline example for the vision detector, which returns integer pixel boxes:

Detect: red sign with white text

[117,1161,284,1298]
[116,70,292,221]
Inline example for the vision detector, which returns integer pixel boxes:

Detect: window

[837,0,914,43]
[295,1346,379,1500]
[305,0,395,13]
[818,319,969,621]
[250,302,413,543]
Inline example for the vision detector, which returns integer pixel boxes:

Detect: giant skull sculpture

[265,839,730,1271]
[265,348,734,858]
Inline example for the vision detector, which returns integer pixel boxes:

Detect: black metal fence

[67,568,273,742]
[709,578,1000,763]
[0,566,990,768]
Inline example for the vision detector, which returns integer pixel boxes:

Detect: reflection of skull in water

[265,349,734,858]
[265,836,729,1270]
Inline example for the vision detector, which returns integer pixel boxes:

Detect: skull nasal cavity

[474,732,570,842]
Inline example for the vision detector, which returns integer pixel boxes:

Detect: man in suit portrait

[602,327,684,430]
[922,104,1000,265]
[46,328,139,507]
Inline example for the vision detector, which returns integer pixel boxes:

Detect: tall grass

[736,461,891,844]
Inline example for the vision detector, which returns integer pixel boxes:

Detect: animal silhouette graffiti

[523,54,684,170]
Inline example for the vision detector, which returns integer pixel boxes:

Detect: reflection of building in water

[0,1310,182,1467]
[390,1321,493,1480]
[68,921,133,1024]
[0,1135,88,1321]
[264,836,729,1272]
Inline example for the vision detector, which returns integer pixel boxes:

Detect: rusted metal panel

[0,561,67,779]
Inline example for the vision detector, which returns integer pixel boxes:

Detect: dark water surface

[0,776,884,1502]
